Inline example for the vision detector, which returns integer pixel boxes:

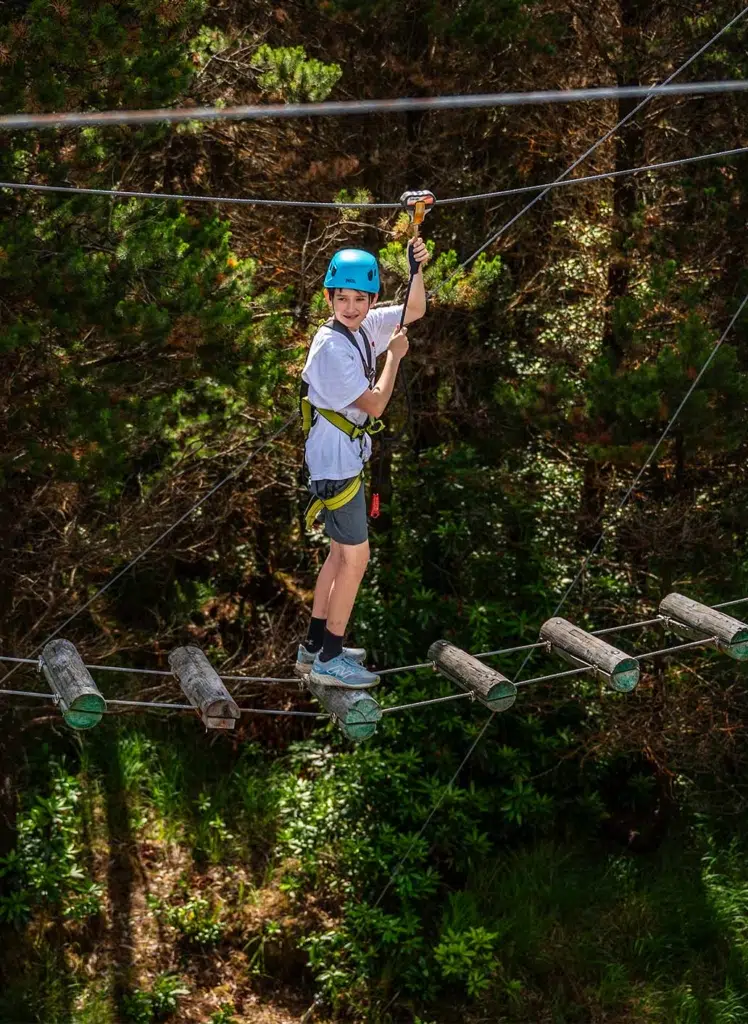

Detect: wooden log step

[659,593,748,661]
[427,640,517,712]
[40,639,106,730]
[540,617,640,692]
[169,646,240,729]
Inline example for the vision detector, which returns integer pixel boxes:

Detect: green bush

[150,893,224,947]
[123,974,189,1024]
[0,759,102,927]
[434,926,500,998]
[253,45,342,102]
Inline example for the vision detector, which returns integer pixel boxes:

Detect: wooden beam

[659,593,748,661]
[540,617,640,692]
[40,640,106,730]
[427,640,517,711]
[305,678,382,741]
[168,646,240,729]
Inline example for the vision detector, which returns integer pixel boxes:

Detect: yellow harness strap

[305,472,364,531]
[301,396,384,440]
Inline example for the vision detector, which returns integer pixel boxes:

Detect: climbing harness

[300,319,385,440]
[369,189,435,518]
[301,319,385,529]
[304,472,365,531]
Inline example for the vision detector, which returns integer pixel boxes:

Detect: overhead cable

[4,81,748,132]
[431,4,748,297]
[3,145,747,211]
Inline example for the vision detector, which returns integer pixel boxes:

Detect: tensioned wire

[430,3,748,301]
[0,608,723,685]
[353,283,748,998]
[360,285,748,909]
[2,145,747,210]
[4,81,748,131]
[0,634,725,717]
[314,13,748,1009]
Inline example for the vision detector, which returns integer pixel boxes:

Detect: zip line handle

[401,189,434,276]
[399,189,435,325]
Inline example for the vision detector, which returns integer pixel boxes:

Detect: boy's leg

[301,543,341,656]
[311,541,342,620]
[303,477,378,685]
[324,539,369,640]
[313,538,379,687]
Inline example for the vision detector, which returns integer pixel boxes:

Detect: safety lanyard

[329,319,375,387]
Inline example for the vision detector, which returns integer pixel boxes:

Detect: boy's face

[326,288,378,332]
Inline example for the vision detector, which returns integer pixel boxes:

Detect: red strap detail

[370,493,380,519]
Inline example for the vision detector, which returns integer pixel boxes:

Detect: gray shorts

[308,477,368,545]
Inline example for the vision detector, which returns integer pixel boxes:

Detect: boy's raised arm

[403,237,429,324]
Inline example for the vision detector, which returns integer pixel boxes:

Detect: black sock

[319,628,344,663]
[305,616,326,653]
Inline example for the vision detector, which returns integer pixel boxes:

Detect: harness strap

[305,473,364,531]
[301,396,384,440]
[329,319,375,386]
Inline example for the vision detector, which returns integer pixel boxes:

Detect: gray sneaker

[309,652,380,690]
[294,643,366,678]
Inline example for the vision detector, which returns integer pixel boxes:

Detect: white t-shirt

[302,304,404,480]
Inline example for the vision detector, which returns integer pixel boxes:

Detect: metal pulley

[400,189,436,229]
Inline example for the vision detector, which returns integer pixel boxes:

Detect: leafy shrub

[253,45,342,101]
[150,893,224,946]
[209,1004,238,1024]
[434,926,500,998]
[123,974,189,1023]
[0,760,102,927]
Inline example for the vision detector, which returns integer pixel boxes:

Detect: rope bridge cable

[0,636,724,716]
[377,616,669,678]
[518,285,748,658]
[5,80,748,132]
[0,688,329,718]
[713,597,748,610]
[404,279,748,948]
[0,411,299,692]
[429,4,748,300]
[0,606,738,688]
[3,145,748,211]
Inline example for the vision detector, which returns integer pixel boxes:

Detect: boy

[296,240,430,688]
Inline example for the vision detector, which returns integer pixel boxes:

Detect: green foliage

[0,1,207,114]
[253,45,342,102]
[2,1,748,1022]
[434,926,500,998]
[245,919,284,977]
[94,725,283,864]
[149,892,224,946]
[122,974,189,1024]
[378,242,506,310]
[0,759,102,927]
[209,1006,238,1024]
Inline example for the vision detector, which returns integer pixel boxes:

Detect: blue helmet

[324,249,380,294]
